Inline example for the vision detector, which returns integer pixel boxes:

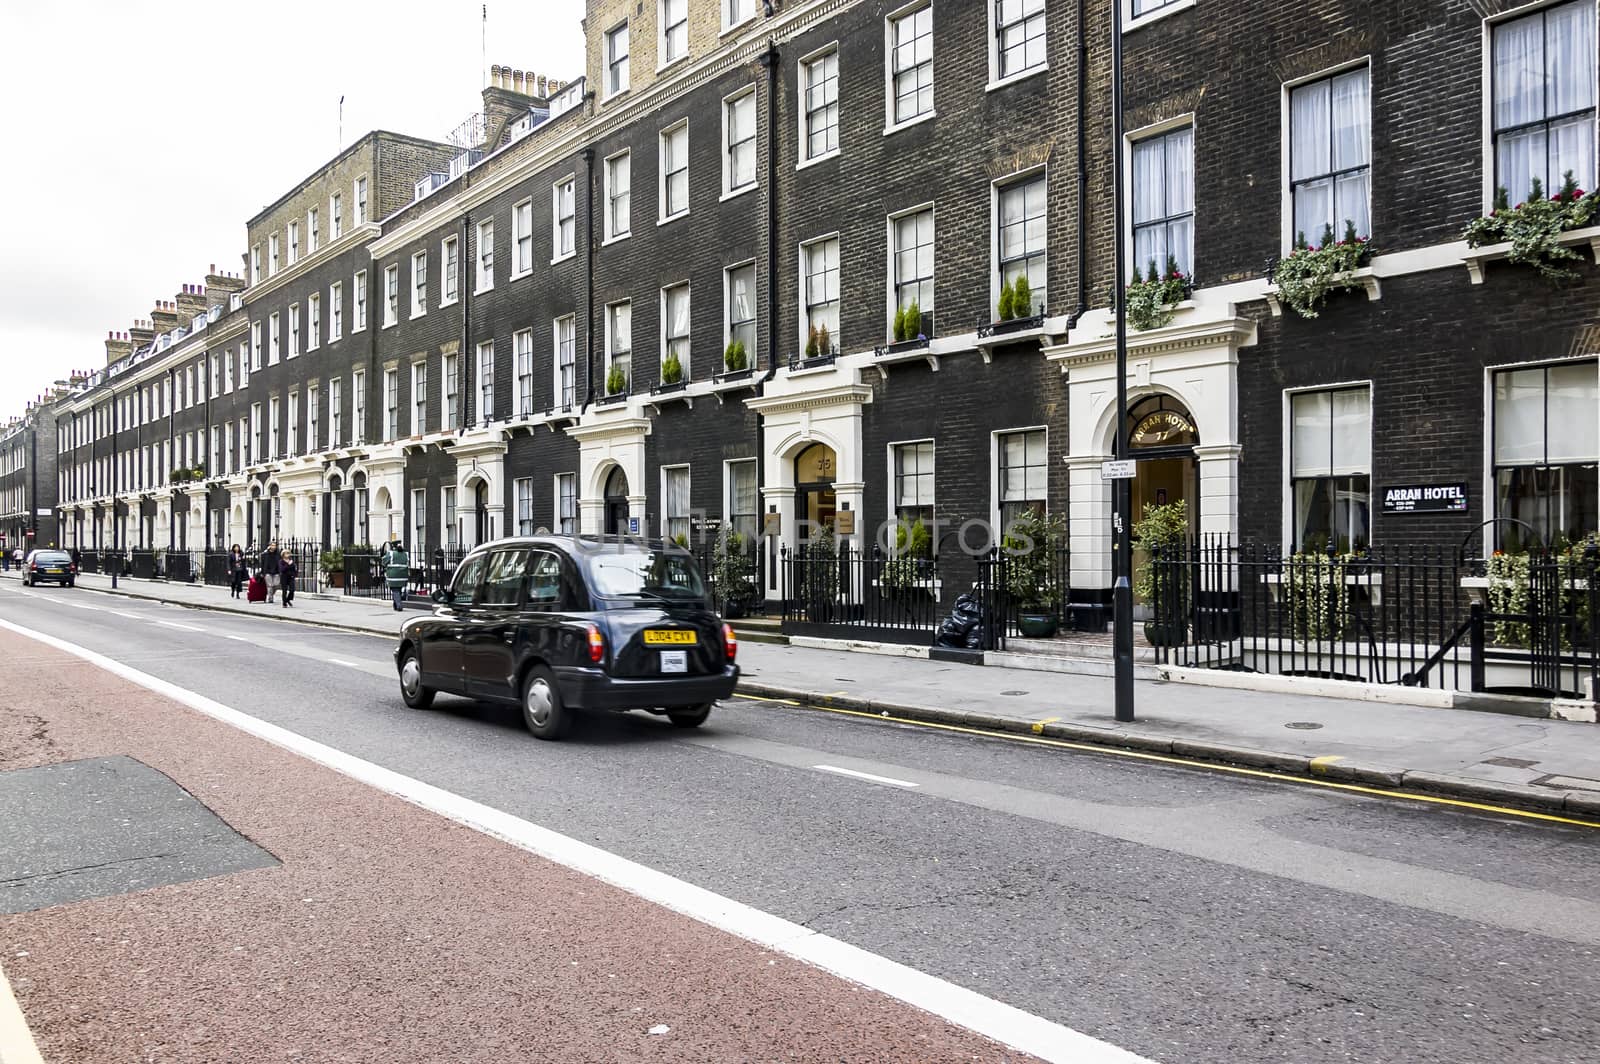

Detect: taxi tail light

[586,624,606,664]
[723,623,738,663]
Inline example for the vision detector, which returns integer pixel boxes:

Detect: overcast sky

[0,0,584,422]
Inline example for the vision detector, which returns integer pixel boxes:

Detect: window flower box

[1463,178,1599,285]
[1265,226,1378,319]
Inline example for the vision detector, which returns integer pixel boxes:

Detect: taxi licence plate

[643,630,697,646]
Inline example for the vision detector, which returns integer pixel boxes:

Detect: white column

[762,486,795,600]
[1193,444,1242,543]
[1067,454,1113,592]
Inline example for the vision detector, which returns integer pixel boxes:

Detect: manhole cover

[1001,690,1028,697]
[1285,721,1324,730]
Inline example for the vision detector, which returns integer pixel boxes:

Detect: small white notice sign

[1100,459,1136,480]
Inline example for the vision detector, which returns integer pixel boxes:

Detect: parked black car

[394,536,739,739]
[22,550,76,588]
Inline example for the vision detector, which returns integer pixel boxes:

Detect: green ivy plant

[712,528,756,611]
[1285,552,1354,642]
[605,364,628,396]
[1125,255,1191,332]
[1270,221,1375,319]
[1464,173,1599,284]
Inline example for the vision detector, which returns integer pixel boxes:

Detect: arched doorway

[1127,394,1198,603]
[794,442,838,545]
[472,479,489,545]
[603,466,630,535]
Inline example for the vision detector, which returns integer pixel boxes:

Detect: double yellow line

[741,694,1600,831]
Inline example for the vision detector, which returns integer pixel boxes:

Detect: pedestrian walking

[262,541,282,604]
[280,552,298,608]
[228,543,247,599]
[384,540,411,612]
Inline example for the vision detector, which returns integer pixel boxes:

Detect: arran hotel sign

[1382,483,1469,514]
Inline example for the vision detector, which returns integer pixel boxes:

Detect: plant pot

[1143,619,1185,647]
[324,570,345,589]
[722,599,746,620]
[1017,611,1057,638]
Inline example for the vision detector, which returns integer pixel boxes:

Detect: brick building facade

[37,0,1600,617]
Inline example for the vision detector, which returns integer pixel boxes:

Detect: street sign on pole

[1100,459,1136,480]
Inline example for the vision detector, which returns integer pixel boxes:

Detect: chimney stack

[204,264,247,307]
[150,299,180,334]
[105,330,134,366]
[175,282,208,321]
[128,318,155,348]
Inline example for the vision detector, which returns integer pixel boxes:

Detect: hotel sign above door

[1381,483,1468,514]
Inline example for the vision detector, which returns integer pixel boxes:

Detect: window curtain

[1494,368,1549,464]
[1164,127,1194,273]
[667,287,691,359]
[1546,361,1600,463]
[1331,69,1370,238]
[1494,12,1545,202]
[1131,137,1167,277]
[1291,79,1333,242]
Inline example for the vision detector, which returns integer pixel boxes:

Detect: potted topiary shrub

[817,323,832,357]
[320,547,345,589]
[1002,508,1065,637]
[1012,274,1034,319]
[997,278,1016,322]
[712,527,756,618]
[659,351,685,389]
[805,325,820,360]
[1133,500,1189,645]
[605,364,628,397]
[723,339,750,376]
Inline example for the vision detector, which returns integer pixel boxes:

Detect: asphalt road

[4,584,1599,1063]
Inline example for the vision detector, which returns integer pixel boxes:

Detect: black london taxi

[393,536,739,739]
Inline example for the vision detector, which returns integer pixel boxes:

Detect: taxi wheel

[522,665,571,741]
[399,646,436,710]
[666,703,713,729]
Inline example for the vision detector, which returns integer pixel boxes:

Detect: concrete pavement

[13,568,1600,821]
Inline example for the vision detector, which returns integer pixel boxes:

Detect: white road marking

[225,635,252,642]
[813,764,920,789]
[0,616,1152,1064]
[157,620,204,632]
[326,658,362,668]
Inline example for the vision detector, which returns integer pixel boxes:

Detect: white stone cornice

[745,383,874,417]
[1046,315,1257,369]
[567,416,654,444]
[242,224,380,304]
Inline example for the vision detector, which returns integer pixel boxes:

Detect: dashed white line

[326,658,362,668]
[225,635,252,642]
[812,764,920,789]
[157,620,204,632]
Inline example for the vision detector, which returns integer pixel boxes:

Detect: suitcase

[247,575,267,603]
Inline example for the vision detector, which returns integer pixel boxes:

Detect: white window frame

[515,477,536,536]
[884,1,935,133]
[307,384,320,453]
[308,293,321,352]
[512,197,535,278]
[441,236,460,305]
[476,219,495,293]
[987,0,1048,90]
[606,300,633,388]
[603,151,631,242]
[605,21,630,99]
[723,0,756,34]
[477,340,495,424]
[661,464,692,542]
[269,396,281,459]
[355,176,369,225]
[553,175,577,261]
[330,282,344,340]
[1124,114,1196,280]
[798,44,841,168]
[1481,1,1600,212]
[443,353,459,431]
[250,245,261,285]
[330,193,343,240]
[384,265,400,328]
[659,121,691,223]
[268,233,280,276]
[661,282,692,382]
[307,207,319,255]
[353,369,367,445]
[658,0,689,69]
[724,260,758,363]
[269,312,281,365]
[886,202,936,340]
[887,438,936,528]
[329,377,343,447]
[798,233,842,355]
[288,220,300,265]
[411,251,428,318]
[989,425,1049,533]
[354,269,368,331]
[1281,381,1376,553]
[1124,0,1196,33]
[411,361,428,436]
[556,472,578,534]
[554,315,577,409]
[723,86,758,198]
[1280,60,1372,256]
[990,165,1049,318]
[515,328,536,417]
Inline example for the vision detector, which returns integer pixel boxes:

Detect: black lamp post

[1110,0,1135,722]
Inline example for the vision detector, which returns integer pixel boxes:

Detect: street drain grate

[1001,691,1028,697]
[1285,721,1324,730]
[1531,773,1600,793]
